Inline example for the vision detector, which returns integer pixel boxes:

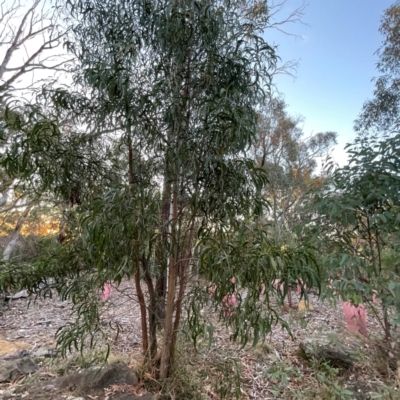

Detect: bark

[134,267,149,357]
[383,306,391,340]
[159,183,178,379]
[155,174,171,325]
[2,202,34,261]
[127,125,151,357]
[141,255,158,361]
[170,217,196,365]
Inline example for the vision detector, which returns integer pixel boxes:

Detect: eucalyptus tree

[252,97,336,229]
[61,0,280,379]
[1,0,320,380]
[356,1,400,134]
[0,0,73,259]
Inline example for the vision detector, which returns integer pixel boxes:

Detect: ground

[0,281,399,399]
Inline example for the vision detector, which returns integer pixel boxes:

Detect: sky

[263,0,394,165]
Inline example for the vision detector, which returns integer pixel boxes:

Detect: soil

[0,280,398,399]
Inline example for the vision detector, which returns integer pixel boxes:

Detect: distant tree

[356,1,400,134]
[252,97,337,229]
[0,0,70,259]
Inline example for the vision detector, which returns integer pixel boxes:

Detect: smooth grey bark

[2,202,34,261]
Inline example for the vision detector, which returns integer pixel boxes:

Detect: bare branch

[0,201,31,213]
[0,0,70,94]
[267,0,308,37]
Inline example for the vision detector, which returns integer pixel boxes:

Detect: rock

[57,362,139,395]
[0,357,39,382]
[299,332,358,368]
[110,394,156,400]
[32,347,58,358]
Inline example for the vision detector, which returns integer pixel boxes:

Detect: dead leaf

[298,299,314,311]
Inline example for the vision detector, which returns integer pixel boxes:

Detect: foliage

[0,0,71,262]
[0,0,322,381]
[188,221,319,347]
[316,134,400,337]
[356,1,400,134]
[251,97,336,229]
[265,356,354,399]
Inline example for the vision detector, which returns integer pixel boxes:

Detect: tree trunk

[2,202,33,261]
[141,255,158,361]
[159,183,178,379]
[155,175,171,326]
[169,218,195,366]
[134,267,149,358]
[383,306,391,340]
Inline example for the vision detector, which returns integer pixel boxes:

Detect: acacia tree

[1,0,320,380]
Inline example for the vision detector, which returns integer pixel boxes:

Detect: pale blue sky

[264,0,394,164]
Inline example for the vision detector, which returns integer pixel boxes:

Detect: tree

[316,134,400,338]
[356,1,400,134]
[0,0,320,381]
[252,97,336,229]
[0,0,71,260]
[0,0,69,97]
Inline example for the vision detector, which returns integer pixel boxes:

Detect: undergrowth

[139,333,243,400]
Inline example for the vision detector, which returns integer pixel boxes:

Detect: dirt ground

[0,281,398,399]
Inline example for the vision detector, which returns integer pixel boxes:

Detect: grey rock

[32,347,58,358]
[57,361,139,395]
[0,357,39,382]
[300,332,358,368]
[110,394,156,400]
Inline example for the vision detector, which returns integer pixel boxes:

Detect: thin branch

[0,202,32,213]
[0,0,70,93]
